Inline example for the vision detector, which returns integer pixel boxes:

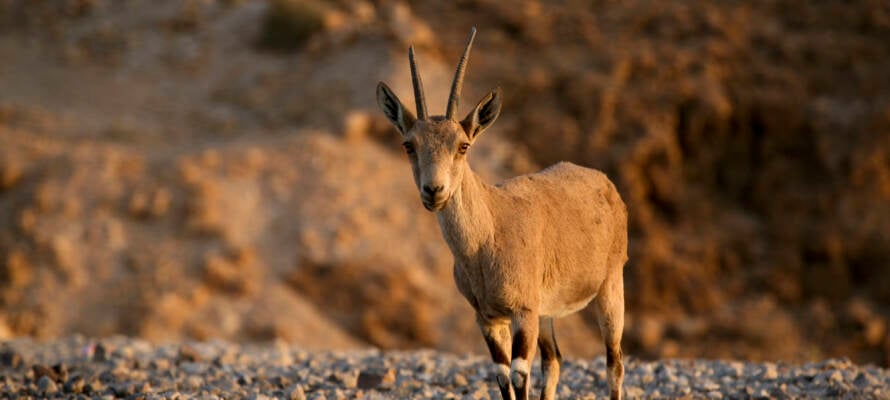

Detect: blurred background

[0,0,888,367]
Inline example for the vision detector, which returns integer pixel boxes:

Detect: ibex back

[376,27,628,400]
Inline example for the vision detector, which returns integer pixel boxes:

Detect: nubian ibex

[376,28,628,400]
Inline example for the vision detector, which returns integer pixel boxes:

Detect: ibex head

[377,27,502,212]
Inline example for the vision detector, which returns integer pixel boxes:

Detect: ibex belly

[539,272,604,317]
[541,293,597,318]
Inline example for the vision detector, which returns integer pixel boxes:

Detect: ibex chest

[451,251,540,319]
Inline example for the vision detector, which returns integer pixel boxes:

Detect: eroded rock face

[0,0,888,366]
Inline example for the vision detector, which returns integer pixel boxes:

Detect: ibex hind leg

[594,274,624,400]
[537,317,562,400]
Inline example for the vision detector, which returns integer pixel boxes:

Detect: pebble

[33,364,58,381]
[185,375,203,389]
[37,375,58,394]
[828,370,844,385]
[150,358,171,370]
[287,385,306,400]
[451,372,468,386]
[356,368,395,389]
[180,361,205,375]
[64,375,85,393]
[94,343,108,362]
[0,348,22,368]
[178,345,201,363]
[330,370,358,388]
[760,363,778,380]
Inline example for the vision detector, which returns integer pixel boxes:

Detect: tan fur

[444,161,627,319]
[377,29,627,400]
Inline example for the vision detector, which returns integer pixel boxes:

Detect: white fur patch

[495,364,511,387]
[511,358,529,375]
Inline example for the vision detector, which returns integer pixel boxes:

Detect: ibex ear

[377,82,416,136]
[461,87,501,140]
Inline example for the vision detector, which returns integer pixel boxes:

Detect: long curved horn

[408,46,428,119]
[445,27,477,119]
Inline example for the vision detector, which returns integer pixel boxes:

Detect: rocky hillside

[0,0,888,366]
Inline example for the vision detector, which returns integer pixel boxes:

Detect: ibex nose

[423,185,444,196]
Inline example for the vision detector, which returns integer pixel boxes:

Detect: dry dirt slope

[0,0,889,367]
[0,0,546,357]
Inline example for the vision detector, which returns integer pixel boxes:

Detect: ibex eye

[402,142,415,154]
[458,143,470,154]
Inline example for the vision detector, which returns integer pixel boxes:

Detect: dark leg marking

[607,347,617,367]
[511,328,531,361]
[485,334,511,366]
[538,318,562,362]
[607,345,624,400]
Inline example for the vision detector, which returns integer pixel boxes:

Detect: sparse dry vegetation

[258,0,328,51]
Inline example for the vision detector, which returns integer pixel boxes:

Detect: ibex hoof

[510,358,529,390]
[510,371,526,390]
[496,373,510,388]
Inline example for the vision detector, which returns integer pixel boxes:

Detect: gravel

[0,336,887,399]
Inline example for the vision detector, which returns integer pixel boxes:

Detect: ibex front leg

[510,310,539,400]
[478,314,515,400]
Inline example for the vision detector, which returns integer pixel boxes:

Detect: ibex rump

[376,28,628,400]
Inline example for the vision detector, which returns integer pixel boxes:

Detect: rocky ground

[0,337,887,399]
[1,0,890,369]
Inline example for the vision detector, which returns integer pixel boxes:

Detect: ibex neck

[436,167,495,258]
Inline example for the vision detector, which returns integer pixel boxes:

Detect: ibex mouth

[422,196,448,212]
